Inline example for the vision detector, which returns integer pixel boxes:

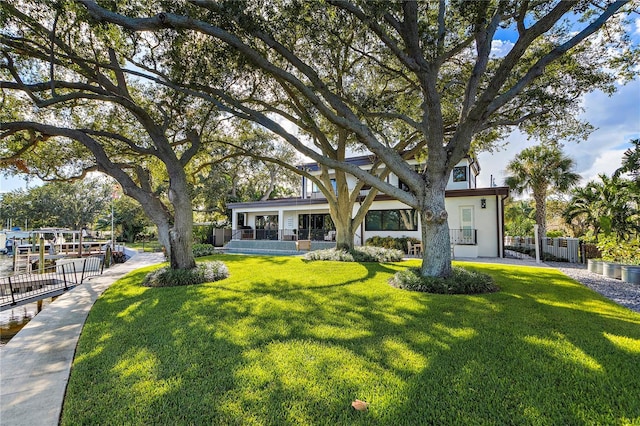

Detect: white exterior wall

[445,195,500,258]
[230,193,502,258]
[359,197,500,258]
[228,155,506,258]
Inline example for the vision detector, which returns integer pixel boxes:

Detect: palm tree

[614,138,640,186]
[504,143,580,238]
[565,174,640,240]
[504,199,535,237]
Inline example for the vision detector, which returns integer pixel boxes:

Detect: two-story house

[225,155,509,258]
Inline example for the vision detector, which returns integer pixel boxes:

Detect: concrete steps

[223,240,336,255]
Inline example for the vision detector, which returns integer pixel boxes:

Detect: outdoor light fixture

[481,198,487,209]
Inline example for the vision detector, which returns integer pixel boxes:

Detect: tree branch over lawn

[5,0,637,278]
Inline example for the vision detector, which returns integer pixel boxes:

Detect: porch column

[278,209,284,241]
[231,210,238,240]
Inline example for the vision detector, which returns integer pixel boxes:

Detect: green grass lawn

[62,255,640,425]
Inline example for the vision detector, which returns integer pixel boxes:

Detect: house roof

[298,154,377,172]
[297,152,479,172]
[227,186,509,209]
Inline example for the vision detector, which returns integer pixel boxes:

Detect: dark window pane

[453,166,467,182]
[382,210,400,230]
[365,211,382,231]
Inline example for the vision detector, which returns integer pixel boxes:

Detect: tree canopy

[2,0,638,276]
[0,178,111,230]
[0,1,291,269]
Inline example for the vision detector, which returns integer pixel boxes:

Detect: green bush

[389,266,498,294]
[193,243,215,258]
[143,261,229,287]
[546,230,565,238]
[365,236,421,253]
[305,246,404,262]
[597,236,640,264]
[352,246,404,262]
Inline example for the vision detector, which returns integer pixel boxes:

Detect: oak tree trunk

[333,213,355,251]
[418,176,452,278]
[166,184,196,270]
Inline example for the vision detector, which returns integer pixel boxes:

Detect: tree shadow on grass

[63,260,640,424]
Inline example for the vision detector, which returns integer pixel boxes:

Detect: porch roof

[227,197,330,209]
[227,186,509,210]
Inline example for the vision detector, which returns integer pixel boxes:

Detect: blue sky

[477,78,640,189]
[477,14,640,189]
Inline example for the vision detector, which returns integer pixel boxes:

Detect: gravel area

[545,261,640,313]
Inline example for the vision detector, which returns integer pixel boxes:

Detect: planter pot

[602,262,622,280]
[587,259,603,275]
[621,265,640,285]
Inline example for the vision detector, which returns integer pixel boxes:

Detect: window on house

[298,214,334,240]
[365,209,418,231]
[398,165,423,192]
[453,166,467,182]
[312,178,337,194]
[255,215,279,230]
[460,206,474,242]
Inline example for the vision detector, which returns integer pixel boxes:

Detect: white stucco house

[226,155,509,257]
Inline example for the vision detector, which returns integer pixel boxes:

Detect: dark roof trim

[445,186,509,197]
[298,154,376,172]
[227,197,332,209]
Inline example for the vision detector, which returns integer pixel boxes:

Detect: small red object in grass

[351,399,368,411]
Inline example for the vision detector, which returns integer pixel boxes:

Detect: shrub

[305,249,355,262]
[597,236,640,264]
[389,267,498,294]
[546,230,565,238]
[305,246,404,263]
[366,236,421,253]
[193,243,215,258]
[144,261,229,287]
[352,246,404,262]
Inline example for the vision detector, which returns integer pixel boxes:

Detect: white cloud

[490,40,514,58]
[580,149,626,183]
[477,79,640,190]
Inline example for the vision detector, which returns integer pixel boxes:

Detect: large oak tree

[3,1,637,277]
[79,0,638,277]
[0,1,247,269]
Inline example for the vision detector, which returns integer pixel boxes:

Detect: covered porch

[232,201,338,243]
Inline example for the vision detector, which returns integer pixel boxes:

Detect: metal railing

[0,256,104,310]
[449,228,477,245]
[232,228,335,242]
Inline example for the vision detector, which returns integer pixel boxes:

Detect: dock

[0,257,104,311]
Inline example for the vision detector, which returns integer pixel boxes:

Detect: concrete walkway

[0,252,164,426]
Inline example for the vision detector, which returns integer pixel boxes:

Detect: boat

[1,228,119,273]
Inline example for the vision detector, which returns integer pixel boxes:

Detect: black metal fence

[232,228,335,242]
[0,256,104,310]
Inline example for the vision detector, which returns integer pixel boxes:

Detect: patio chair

[407,241,422,256]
